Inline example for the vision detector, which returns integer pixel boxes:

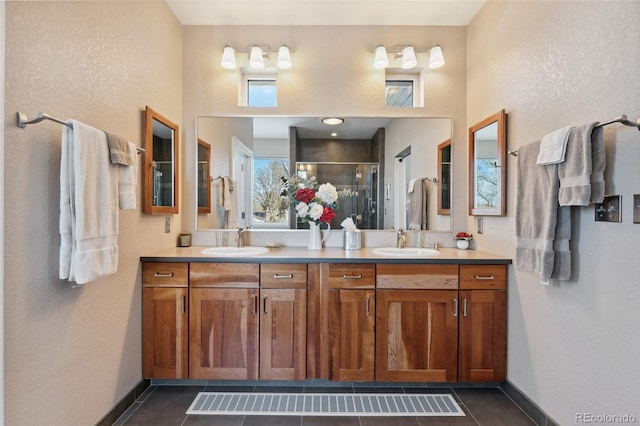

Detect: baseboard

[500,381,559,426]
[95,379,150,426]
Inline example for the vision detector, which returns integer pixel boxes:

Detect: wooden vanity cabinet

[458,265,507,382]
[189,263,307,380]
[375,264,459,382]
[142,262,189,379]
[328,264,376,381]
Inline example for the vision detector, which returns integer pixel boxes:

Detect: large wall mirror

[143,106,179,214]
[195,116,453,232]
[468,109,507,216]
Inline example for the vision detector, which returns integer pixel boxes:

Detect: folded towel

[557,122,597,206]
[407,178,418,194]
[537,126,573,165]
[118,142,138,209]
[589,126,605,204]
[407,178,423,230]
[60,120,119,285]
[105,131,134,166]
[515,141,570,284]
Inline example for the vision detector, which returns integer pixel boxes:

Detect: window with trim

[242,76,277,107]
[385,71,423,107]
[251,157,289,227]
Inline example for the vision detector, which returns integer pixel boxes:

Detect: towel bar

[16,111,145,154]
[508,114,640,156]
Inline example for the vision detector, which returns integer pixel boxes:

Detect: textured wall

[4,2,182,425]
[467,2,640,424]
[182,25,468,245]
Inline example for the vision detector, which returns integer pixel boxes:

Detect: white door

[232,137,253,229]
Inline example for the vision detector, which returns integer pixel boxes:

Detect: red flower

[295,188,316,203]
[319,205,336,223]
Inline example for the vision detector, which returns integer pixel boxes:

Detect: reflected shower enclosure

[295,162,380,229]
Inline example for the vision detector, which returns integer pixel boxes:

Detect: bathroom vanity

[140,247,510,383]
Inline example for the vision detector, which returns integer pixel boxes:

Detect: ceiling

[166,0,486,26]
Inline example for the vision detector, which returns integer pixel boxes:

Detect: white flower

[295,202,309,218]
[317,183,338,204]
[308,202,324,220]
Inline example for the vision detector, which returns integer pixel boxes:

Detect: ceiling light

[401,46,417,69]
[373,45,389,69]
[321,117,344,126]
[331,132,338,137]
[428,44,445,69]
[221,45,237,69]
[249,46,265,69]
[277,45,292,69]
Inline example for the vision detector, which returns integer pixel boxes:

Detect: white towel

[537,126,573,165]
[515,141,572,284]
[589,126,606,204]
[407,178,418,194]
[558,122,597,206]
[118,142,138,209]
[60,120,119,285]
[407,178,423,230]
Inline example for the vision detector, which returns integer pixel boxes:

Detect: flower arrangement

[283,176,338,225]
[453,232,473,241]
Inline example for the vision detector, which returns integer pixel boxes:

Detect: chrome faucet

[425,242,440,251]
[235,227,246,248]
[396,229,406,249]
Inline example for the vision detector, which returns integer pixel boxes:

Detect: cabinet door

[189,288,259,379]
[142,287,188,379]
[376,290,458,382]
[329,289,375,381]
[259,288,307,380]
[459,290,506,382]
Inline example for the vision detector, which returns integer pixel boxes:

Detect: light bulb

[401,46,417,69]
[249,46,265,69]
[220,46,236,69]
[429,44,445,69]
[277,45,292,69]
[373,45,389,69]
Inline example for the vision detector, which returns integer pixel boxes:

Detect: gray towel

[557,122,597,206]
[105,131,134,166]
[589,126,605,204]
[407,178,423,230]
[515,141,572,284]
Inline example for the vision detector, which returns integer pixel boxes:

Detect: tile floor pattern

[113,384,537,426]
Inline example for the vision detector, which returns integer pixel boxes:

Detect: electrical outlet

[165,216,170,233]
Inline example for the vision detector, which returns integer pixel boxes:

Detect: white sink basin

[201,246,269,256]
[372,247,441,257]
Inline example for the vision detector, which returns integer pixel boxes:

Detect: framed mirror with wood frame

[142,106,180,214]
[468,109,507,216]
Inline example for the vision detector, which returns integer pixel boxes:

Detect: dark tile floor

[113,383,537,426]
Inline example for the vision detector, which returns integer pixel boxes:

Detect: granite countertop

[141,246,512,265]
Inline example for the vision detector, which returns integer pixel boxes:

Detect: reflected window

[247,79,277,107]
[252,157,289,227]
[386,80,413,107]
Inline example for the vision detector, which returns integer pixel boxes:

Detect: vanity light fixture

[321,117,344,125]
[249,46,265,69]
[221,45,237,69]
[373,45,389,69]
[401,46,417,69]
[372,43,445,70]
[220,44,294,70]
[428,44,445,69]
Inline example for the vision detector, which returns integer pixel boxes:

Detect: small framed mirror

[468,109,507,216]
[142,106,179,214]
[197,139,211,214]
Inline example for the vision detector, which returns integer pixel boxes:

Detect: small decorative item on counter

[283,176,338,249]
[453,232,473,250]
[178,233,192,247]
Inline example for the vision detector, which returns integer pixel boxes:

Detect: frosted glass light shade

[429,44,445,69]
[277,45,292,69]
[401,46,417,69]
[373,45,389,69]
[221,46,237,69]
[249,46,265,69]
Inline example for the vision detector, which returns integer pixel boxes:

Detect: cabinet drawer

[460,264,506,290]
[190,263,259,288]
[261,264,307,289]
[329,264,375,289]
[376,264,458,289]
[142,262,188,287]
